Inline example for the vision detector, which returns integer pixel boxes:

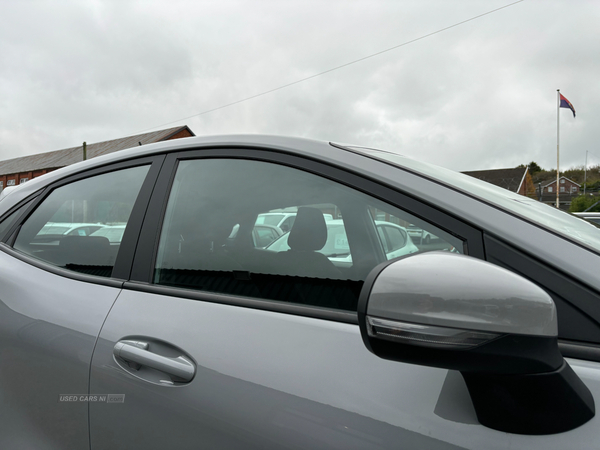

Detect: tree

[569,195,600,213]
[527,161,542,175]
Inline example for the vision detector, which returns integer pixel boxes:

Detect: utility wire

[587,152,600,164]
[137,0,525,133]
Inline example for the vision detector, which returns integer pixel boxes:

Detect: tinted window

[154,159,463,311]
[384,226,407,252]
[13,166,149,277]
[253,226,280,248]
[256,214,285,226]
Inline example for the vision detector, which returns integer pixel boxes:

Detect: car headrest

[288,207,327,251]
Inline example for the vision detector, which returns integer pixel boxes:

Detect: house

[540,176,580,195]
[462,167,534,197]
[0,125,194,191]
[536,176,581,209]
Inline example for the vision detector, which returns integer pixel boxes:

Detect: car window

[253,226,280,248]
[386,226,406,250]
[279,216,295,232]
[255,214,284,226]
[153,159,464,311]
[13,165,150,277]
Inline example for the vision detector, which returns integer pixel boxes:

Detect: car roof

[574,212,600,217]
[0,136,336,210]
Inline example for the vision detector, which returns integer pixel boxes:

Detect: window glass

[13,165,149,277]
[253,225,280,248]
[255,214,284,226]
[154,159,463,311]
[385,226,407,251]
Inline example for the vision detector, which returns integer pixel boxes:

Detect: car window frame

[125,147,484,323]
[0,197,38,242]
[484,233,600,361]
[0,155,165,286]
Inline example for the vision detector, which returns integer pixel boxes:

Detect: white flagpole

[584,150,588,196]
[556,89,560,208]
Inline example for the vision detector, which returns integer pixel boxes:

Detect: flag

[559,93,576,117]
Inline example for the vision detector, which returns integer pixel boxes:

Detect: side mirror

[358,252,595,435]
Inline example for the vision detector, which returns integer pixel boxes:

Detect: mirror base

[462,361,595,435]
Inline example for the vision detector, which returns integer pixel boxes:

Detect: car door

[0,157,162,449]
[88,149,481,449]
[89,148,600,449]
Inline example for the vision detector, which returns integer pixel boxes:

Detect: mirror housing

[358,252,594,435]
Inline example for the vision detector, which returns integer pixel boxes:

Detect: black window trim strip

[0,195,39,242]
[111,155,166,279]
[559,340,600,362]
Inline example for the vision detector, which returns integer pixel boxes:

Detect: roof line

[541,176,581,188]
[518,166,528,192]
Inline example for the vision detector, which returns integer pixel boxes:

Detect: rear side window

[13,165,150,277]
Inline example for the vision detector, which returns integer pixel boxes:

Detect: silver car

[0,135,599,449]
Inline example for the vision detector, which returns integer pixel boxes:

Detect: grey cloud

[1,0,599,174]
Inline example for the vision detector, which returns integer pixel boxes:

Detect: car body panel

[0,248,121,449]
[38,222,106,236]
[90,224,127,243]
[89,289,600,450]
[574,212,600,226]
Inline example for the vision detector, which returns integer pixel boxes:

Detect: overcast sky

[1,0,598,172]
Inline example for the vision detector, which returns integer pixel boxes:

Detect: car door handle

[113,341,196,382]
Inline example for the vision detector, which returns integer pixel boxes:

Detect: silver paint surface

[89,289,600,450]
[367,252,558,336]
[0,249,120,449]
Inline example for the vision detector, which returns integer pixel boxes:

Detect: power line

[137,0,525,133]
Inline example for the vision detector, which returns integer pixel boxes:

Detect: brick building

[540,176,580,196]
[536,176,581,210]
[0,126,194,191]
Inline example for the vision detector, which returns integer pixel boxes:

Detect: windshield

[91,226,126,243]
[344,146,600,253]
[256,214,285,227]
